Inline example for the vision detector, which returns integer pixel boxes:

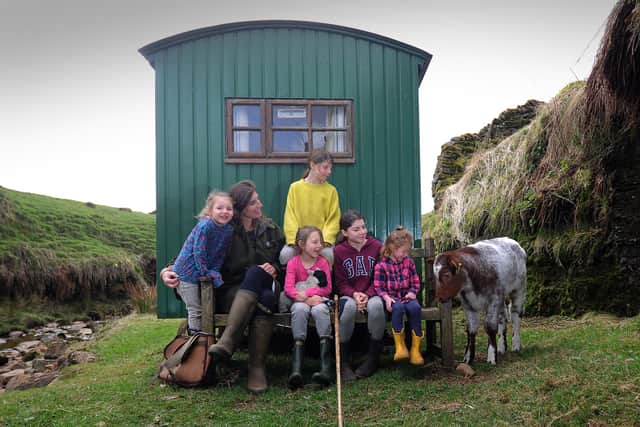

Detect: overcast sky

[0,0,616,214]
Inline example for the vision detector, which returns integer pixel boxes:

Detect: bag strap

[162,333,201,375]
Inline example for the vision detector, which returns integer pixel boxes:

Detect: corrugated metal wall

[149,27,427,317]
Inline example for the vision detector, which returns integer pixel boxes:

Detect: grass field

[1,310,638,426]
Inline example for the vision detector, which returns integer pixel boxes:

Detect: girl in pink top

[284,226,333,389]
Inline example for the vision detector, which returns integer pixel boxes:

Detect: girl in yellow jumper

[279,149,340,266]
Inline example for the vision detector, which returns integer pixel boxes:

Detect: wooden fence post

[199,277,215,335]
[439,300,455,367]
[424,237,437,354]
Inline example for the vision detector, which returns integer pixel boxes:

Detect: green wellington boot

[247,316,273,394]
[208,289,257,360]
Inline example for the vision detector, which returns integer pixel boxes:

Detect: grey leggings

[177,281,201,331]
[339,295,385,342]
[290,301,332,341]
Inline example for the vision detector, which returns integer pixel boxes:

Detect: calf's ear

[448,256,463,274]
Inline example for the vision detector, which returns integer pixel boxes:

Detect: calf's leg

[463,309,479,364]
[511,308,522,352]
[510,289,526,352]
[485,303,500,365]
[497,304,508,354]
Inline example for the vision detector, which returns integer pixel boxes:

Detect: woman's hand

[161,267,179,288]
[295,291,307,302]
[305,295,325,306]
[259,262,277,279]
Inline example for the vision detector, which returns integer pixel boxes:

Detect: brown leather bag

[157,332,216,387]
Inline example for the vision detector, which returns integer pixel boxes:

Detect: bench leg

[425,321,436,354]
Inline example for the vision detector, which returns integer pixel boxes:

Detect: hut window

[225,99,354,163]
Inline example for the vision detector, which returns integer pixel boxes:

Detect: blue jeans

[391,299,422,336]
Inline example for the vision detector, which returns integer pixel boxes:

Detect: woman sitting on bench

[161,180,285,394]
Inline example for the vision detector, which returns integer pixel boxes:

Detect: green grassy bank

[0,186,156,333]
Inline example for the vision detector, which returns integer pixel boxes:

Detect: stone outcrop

[432,100,544,209]
[0,321,99,392]
[607,130,640,301]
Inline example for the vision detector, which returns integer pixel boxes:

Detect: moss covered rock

[432,100,543,209]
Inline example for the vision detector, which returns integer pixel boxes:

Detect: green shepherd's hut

[140,20,432,317]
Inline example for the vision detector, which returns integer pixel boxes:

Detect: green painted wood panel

[146,24,429,317]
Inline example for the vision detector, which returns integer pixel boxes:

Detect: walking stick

[334,294,344,427]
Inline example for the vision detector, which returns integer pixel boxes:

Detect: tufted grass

[0,187,156,329]
[1,310,638,426]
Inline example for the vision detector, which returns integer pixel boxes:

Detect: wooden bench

[198,237,454,367]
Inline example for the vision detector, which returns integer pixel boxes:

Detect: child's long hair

[295,225,324,255]
[381,226,413,258]
[197,191,232,219]
[336,209,366,244]
[302,148,333,179]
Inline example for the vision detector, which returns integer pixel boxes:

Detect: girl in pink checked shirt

[284,226,333,389]
[373,226,424,366]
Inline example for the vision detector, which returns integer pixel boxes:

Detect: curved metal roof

[139,20,431,82]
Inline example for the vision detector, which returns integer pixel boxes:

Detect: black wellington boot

[312,337,333,386]
[355,339,383,378]
[287,340,304,390]
[340,341,357,383]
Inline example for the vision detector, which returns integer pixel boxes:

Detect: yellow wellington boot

[409,330,425,366]
[392,329,409,361]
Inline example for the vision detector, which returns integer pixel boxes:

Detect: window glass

[313,131,347,152]
[226,99,353,162]
[233,131,261,152]
[233,105,260,127]
[272,106,308,127]
[312,106,345,128]
[273,131,308,152]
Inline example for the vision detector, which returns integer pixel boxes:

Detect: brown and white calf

[434,237,527,365]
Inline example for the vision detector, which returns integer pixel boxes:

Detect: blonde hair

[295,225,324,255]
[197,191,232,219]
[381,225,413,258]
[302,149,333,179]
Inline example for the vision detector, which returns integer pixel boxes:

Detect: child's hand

[405,292,417,301]
[353,292,368,312]
[384,296,395,312]
[295,291,307,302]
[305,295,325,306]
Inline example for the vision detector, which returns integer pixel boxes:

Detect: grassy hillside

[0,186,155,331]
[0,186,154,260]
[1,312,638,426]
